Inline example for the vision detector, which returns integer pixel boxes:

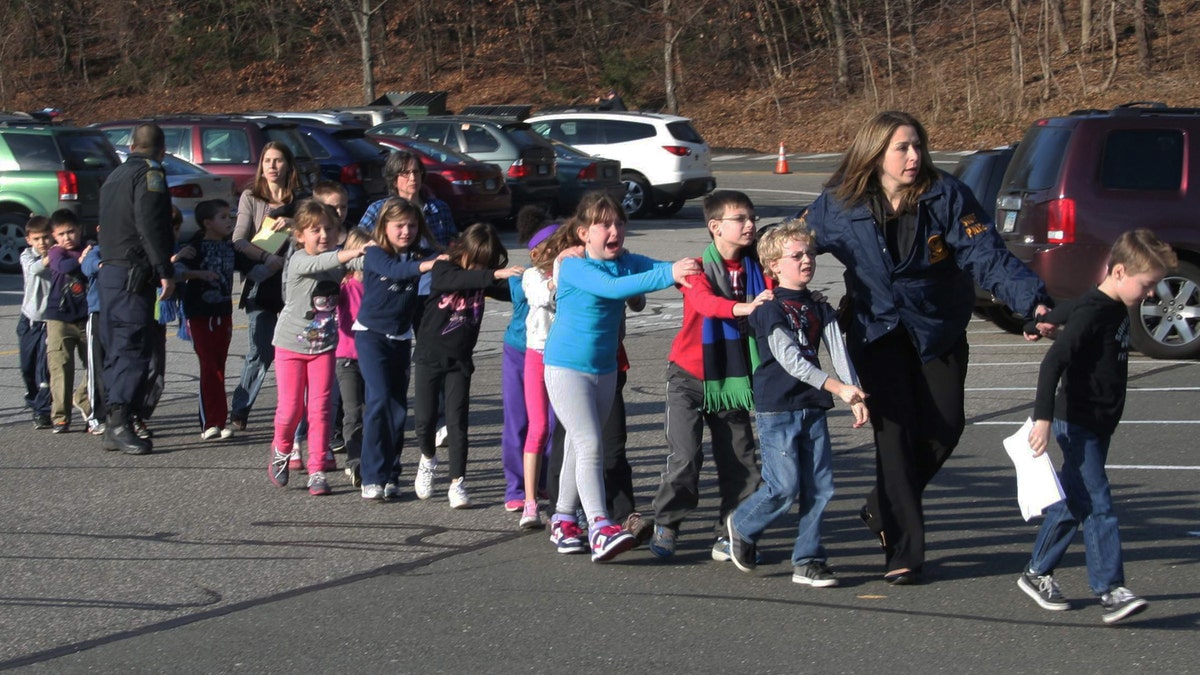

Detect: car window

[1100,129,1183,191]
[413,122,451,146]
[400,138,474,164]
[4,133,62,171]
[161,154,206,176]
[339,135,387,161]
[300,133,331,160]
[666,121,705,144]
[162,127,191,161]
[58,134,121,172]
[201,128,252,164]
[462,124,500,153]
[1004,126,1071,192]
[600,120,655,144]
[102,128,132,147]
[264,128,313,161]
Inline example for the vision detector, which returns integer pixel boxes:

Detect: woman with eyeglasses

[799,111,1053,586]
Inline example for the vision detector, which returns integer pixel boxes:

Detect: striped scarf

[700,243,765,412]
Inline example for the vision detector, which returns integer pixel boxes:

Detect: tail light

[339,163,364,184]
[507,159,531,179]
[1046,198,1076,244]
[441,168,479,186]
[576,163,599,182]
[170,184,203,199]
[57,171,79,201]
[662,146,692,157]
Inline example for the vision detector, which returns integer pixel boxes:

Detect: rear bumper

[653,176,716,202]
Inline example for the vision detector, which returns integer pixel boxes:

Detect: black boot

[103,405,153,455]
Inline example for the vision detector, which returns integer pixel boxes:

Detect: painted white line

[736,188,822,197]
[1109,465,1200,471]
[751,154,777,161]
[965,387,1200,392]
[970,360,1199,366]
[974,420,1200,425]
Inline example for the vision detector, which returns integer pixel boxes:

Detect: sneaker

[726,515,757,572]
[504,499,524,512]
[519,501,542,530]
[219,427,235,440]
[622,512,653,547]
[346,464,362,488]
[1100,587,1148,625]
[550,517,587,554]
[1018,571,1070,611]
[229,416,247,431]
[32,414,53,430]
[132,417,151,439]
[435,425,449,448]
[648,524,676,558]
[383,483,401,500]
[288,449,304,473]
[589,520,635,563]
[201,427,221,440]
[307,472,331,496]
[361,484,385,501]
[269,448,289,487]
[793,561,840,588]
[712,537,763,564]
[87,419,107,436]
[330,434,346,453]
[448,478,472,509]
[414,455,437,500]
[52,421,69,434]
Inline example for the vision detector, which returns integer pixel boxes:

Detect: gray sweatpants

[545,365,617,524]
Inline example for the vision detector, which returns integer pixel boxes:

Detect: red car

[372,136,511,227]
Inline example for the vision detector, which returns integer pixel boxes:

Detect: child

[336,228,371,486]
[18,216,54,430]
[44,210,93,433]
[412,222,524,509]
[314,180,351,454]
[177,199,242,440]
[1017,228,1176,625]
[544,191,699,562]
[724,218,868,586]
[355,197,440,501]
[267,200,365,496]
[649,190,773,560]
[517,220,564,528]
[80,236,106,436]
[499,205,554,517]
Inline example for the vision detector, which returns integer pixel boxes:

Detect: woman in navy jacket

[801,111,1052,585]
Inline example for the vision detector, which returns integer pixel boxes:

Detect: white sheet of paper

[1003,418,1067,521]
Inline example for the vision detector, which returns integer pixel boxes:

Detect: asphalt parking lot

[1,156,1197,672]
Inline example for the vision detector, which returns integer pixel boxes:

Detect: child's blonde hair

[1107,228,1177,276]
[290,199,337,249]
[342,227,371,281]
[757,218,816,280]
[535,217,584,272]
[372,197,436,256]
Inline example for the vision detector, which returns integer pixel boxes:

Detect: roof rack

[459,104,534,121]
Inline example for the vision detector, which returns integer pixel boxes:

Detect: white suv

[527,110,716,217]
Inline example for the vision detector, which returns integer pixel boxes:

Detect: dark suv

[0,122,121,273]
[996,103,1200,359]
[92,116,320,194]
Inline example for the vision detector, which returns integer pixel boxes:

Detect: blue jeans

[1028,420,1124,595]
[355,330,411,488]
[230,307,277,421]
[732,408,833,567]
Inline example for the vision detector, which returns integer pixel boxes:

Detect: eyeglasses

[782,250,815,261]
[719,215,758,225]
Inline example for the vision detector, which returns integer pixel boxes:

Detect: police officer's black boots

[103,405,153,455]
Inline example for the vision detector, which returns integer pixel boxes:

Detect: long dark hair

[826,111,938,213]
[445,222,508,270]
[251,141,300,205]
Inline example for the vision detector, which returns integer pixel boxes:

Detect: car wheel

[0,210,31,274]
[650,198,686,217]
[976,304,1026,335]
[621,173,652,218]
[1130,260,1200,359]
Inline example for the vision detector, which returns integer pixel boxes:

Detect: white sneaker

[448,477,472,509]
[415,455,437,500]
[361,484,385,501]
[219,427,234,440]
[201,427,221,440]
[435,425,449,448]
[384,483,401,500]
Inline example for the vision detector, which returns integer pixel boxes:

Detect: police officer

[97,124,176,455]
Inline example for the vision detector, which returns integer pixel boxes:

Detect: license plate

[485,178,497,190]
[537,164,549,175]
[1001,210,1017,233]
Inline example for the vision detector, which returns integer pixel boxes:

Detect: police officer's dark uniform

[97,142,175,454]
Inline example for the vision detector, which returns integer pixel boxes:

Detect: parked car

[0,122,121,272]
[294,124,389,224]
[114,147,236,240]
[526,110,716,218]
[92,115,320,194]
[372,136,511,227]
[547,138,624,216]
[313,106,407,127]
[246,111,367,128]
[995,102,1200,359]
[951,144,1023,333]
[368,116,557,215]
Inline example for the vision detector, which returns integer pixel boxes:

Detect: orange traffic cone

[774,141,791,174]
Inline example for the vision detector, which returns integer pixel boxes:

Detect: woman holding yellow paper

[230,142,304,430]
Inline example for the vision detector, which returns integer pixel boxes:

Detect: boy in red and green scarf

[649,190,774,560]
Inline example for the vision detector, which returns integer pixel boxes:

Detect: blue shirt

[356,195,457,246]
[503,275,528,350]
[543,252,674,374]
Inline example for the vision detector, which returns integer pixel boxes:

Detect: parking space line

[1108,464,1200,470]
[966,387,1200,392]
[975,420,1200,425]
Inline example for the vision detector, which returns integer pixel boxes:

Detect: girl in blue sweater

[355,198,441,501]
[544,192,699,562]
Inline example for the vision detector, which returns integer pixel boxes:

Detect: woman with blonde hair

[801,111,1052,585]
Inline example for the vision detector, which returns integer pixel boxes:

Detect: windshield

[1002,126,1071,193]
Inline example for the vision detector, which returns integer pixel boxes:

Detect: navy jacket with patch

[802,172,1050,362]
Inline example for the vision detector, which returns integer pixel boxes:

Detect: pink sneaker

[590,520,635,563]
[504,499,524,512]
[519,501,542,530]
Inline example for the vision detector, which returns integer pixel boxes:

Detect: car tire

[1130,260,1200,360]
[976,304,1026,335]
[0,210,31,274]
[650,198,686,217]
[621,173,653,219]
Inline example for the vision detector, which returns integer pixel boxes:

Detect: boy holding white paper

[1018,229,1177,625]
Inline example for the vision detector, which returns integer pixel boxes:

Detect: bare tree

[1132,0,1152,73]
[1080,0,1093,50]
[829,0,851,94]
[341,0,390,104]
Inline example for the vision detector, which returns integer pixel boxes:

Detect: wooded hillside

[1,0,1197,150]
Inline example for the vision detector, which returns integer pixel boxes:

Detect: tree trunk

[1050,0,1069,55]
[1133,0,1152,72]
[1006,0,1024,97]
[1080,0,1093,51]
[904,0,916,85]
[664,0,678,113]
[829,0,850,94]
